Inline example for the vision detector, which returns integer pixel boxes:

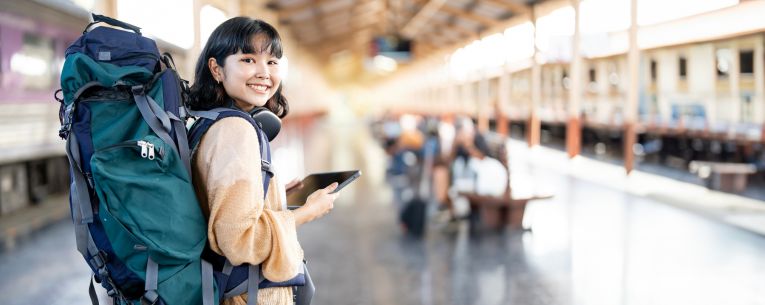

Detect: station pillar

[529,6,541,147]
[624,0,639,174]
[567,0,582,158]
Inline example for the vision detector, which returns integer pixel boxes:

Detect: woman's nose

[254,62,269,79]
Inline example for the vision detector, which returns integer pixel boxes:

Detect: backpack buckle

[58,104,74,139]
[131,85,145,95]
[261,160,274,177]
[141,291,160,305]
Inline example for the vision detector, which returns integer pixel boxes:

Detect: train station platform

[504,140,765,238]
[2,116,765,305]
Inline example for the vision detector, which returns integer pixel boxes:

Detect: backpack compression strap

[131,85,193,176]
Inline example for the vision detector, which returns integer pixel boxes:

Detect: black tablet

[286,170,361,207]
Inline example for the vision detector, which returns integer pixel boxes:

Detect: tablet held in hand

[287,170,361,207]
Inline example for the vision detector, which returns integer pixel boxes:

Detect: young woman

[188,17,337,305]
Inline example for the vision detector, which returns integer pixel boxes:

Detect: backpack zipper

[102,140,162,160]
[137,140,149,158]
[136,141,158,160]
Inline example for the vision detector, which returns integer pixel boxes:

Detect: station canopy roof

[267,0,548,62]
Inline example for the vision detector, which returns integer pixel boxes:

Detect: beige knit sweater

[192,117,304,305]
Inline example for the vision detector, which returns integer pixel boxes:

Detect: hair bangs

[240,23,283,58]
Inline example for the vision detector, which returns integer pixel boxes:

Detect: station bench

[460,192,553,230]
[689,160,757,193]
[459,133,553,231]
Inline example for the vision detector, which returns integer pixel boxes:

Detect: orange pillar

[497,73,510,136]
[496,101,509,136]
[528,112,540,147]
[567,117,581,157]
[624,123,637,173]
[529,6,541,147]
[567,0,582,158]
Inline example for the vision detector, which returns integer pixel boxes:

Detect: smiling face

[208,35,281,112]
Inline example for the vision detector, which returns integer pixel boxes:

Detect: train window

[740,50,754,74]
[716,48,732,78]
[11,33,55,91]
[679,56,687,79]
[650,60,657,82]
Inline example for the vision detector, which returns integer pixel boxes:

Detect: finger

[324,182,339,193]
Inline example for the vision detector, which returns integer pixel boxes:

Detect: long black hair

[189,17,289,118]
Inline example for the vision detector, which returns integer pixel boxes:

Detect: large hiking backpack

[58,14,313,305]
[58,14,210,305]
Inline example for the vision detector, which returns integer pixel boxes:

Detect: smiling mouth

[247,84,270,92]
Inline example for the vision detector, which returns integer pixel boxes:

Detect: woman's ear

[208,57,222,83]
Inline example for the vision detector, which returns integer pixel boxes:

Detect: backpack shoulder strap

[188,108,273,199]
[191,108,274,305]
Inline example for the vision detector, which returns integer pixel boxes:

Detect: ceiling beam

[428,17,480,40]
[293,8,383,41]
[300,22,382,46]
[424,28,462,47]
[284,0,381,27]
[317,38,369,58]
[400,0,448,38]
[480,0,530,15]
[439,3,500,28]
[268,0,317,19]
[414,15,480,50]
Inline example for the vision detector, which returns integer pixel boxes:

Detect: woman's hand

[293,182,339,226]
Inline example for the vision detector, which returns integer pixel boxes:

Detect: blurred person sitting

[443,117,507,222]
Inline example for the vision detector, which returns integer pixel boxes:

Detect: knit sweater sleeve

[194,117,302,282]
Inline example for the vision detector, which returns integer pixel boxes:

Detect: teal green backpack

[58,14,213,305]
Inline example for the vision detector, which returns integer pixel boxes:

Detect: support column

[94,0,117,17]
[624,0,639,174]
[567,0,582,158]
[731,42,741,123]
[755,36,765,141]
[497,72,511,136]
[529,5,542,147]
[477,77,490,133]
[187,0,202,81]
